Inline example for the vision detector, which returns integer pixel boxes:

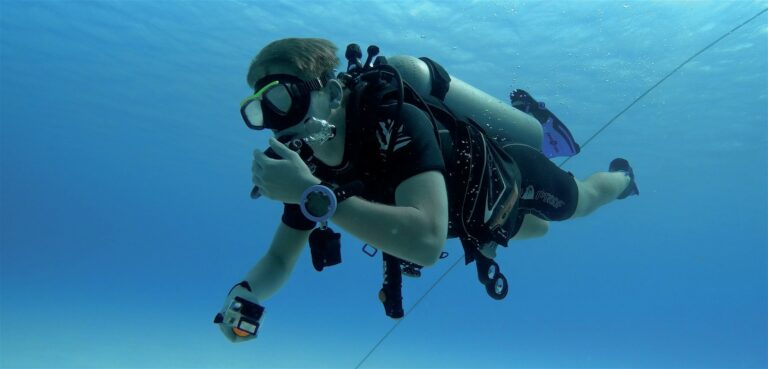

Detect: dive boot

[609,158,639,199]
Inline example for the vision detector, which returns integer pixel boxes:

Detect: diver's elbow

[419,214,447,267]
[419,236,446,268]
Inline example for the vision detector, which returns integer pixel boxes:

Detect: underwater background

[1,1,766,368]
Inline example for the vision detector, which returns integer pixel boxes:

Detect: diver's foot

[609,158,639,199]
[478,241,498,259]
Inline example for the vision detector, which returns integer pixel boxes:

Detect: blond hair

[247,38,340,89]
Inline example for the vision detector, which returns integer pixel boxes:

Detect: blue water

[1,1,766,368]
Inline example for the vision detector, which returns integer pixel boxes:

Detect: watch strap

[282,203,316,230]
[327,180,364,203]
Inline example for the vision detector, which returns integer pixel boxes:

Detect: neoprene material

[505,143,579,222]
[282,203,316,230]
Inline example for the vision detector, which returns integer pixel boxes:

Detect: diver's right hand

[214,281,265,343]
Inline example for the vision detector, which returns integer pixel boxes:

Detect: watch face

[306,191,332,217]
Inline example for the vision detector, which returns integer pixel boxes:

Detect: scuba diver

[214,38,639,342]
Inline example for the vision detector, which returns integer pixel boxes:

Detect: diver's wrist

[292,177,321,204]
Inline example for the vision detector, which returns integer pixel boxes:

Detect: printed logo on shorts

[522,185,535,200]
[535,190,564,209]
[522,185,564,209]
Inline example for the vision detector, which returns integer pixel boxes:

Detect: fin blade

[510,89,580,159]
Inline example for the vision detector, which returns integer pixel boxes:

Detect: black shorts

[503,143,579,222]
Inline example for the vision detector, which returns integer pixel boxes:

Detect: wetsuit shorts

[503,143,579,221]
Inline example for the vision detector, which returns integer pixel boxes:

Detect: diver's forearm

[243,223,311,302]
[331,196,439,266]
[243,253,293,302]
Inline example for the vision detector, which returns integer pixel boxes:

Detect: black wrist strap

[326,180,364,203]
[282,203,316,230]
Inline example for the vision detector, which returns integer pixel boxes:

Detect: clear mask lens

[263,84,292,113]
[242,99,264,128]
[241,84,295,129]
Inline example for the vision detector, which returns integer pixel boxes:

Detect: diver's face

[271,89,331,141]
[258,63,342,141]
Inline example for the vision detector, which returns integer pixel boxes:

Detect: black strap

[322,180,364,202]
[419,57,451,101]
[282,203,316,230]
[297,77,325,94]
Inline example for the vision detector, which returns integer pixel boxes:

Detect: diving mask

[240,73,330,132]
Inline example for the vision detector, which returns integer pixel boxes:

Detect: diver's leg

[479,214,550,258]
[570,172,630,218]
[511,214,549,240]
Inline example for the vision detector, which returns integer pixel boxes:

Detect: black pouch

[309,227,342,272]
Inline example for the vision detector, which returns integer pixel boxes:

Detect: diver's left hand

[215,282,262,343]
[252,137,320,204]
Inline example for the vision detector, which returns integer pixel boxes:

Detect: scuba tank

[386,55,543,150]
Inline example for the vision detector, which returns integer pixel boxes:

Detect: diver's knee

[534,219,549,238]
[419,242,444,267]
[512,215,549,240]
[573,180,596,218]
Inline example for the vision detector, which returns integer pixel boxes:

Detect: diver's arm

[242,222,311,302]
[511,214,549,240]
[331,170,448,267]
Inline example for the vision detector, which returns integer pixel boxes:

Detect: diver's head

[242,38,348,143]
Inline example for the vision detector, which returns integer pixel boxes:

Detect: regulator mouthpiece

[303,117,336,144]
